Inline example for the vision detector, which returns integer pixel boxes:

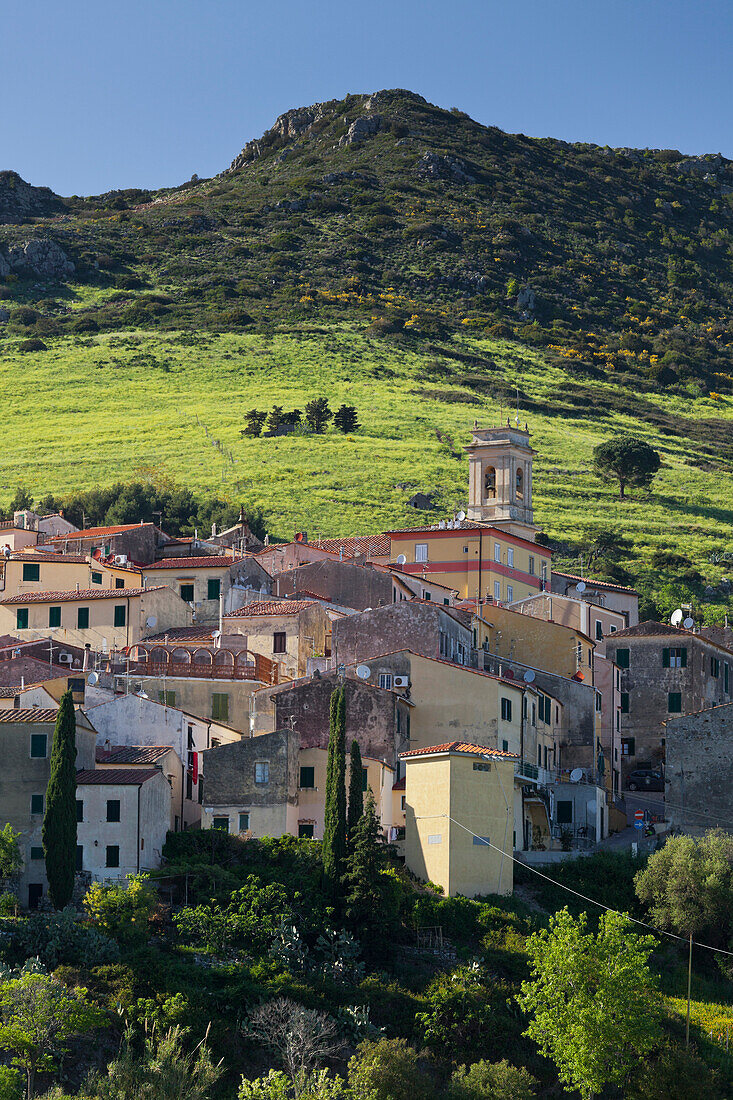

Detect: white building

[76,768,170,881]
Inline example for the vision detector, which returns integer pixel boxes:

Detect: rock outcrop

[0,171,67,224]
[0,238,75,280]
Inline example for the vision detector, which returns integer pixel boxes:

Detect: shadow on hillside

[653,493,733,528]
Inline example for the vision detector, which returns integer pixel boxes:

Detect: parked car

[625,769,664,792]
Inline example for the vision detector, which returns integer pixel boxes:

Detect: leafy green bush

[5,908,120,969]
[84,875,157,948]
[449,1059,538,1100]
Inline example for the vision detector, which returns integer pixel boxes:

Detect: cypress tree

[347,739,364,836]
[43,691,78,908]
[322,685,347,897]
[343,790,389,959]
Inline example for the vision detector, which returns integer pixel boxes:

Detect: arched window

[484,466,496,499]
[516,467,524,499]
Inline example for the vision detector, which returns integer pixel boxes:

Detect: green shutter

[114,605,126,627]
[680,647,687,668]
[77,607,89,629]
[48,607,61,628]
[207,578,221,600]
[662,648,670,668]
[16,608,29,630]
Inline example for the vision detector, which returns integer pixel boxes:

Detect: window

[28,884,43,910]
[443,598,450,606]
[621,692,629,714]
[378,673,393,690]
[473,835,491,846]
[494,543,501,563]
[595,620,603,640]
[516,466,524,498]
[113,605,126,627]
[76,799,83,822]
[361,767,368,792]
[158,690,176,706]
[91,571,103,585]
[16,608,28,630]
[30,846,44,861]
[537,745,541,764]
[212,816,229,832]
[48,606,61,628]
[506,585,514,603]
[424,590,431,602]
[180,583,195,603]
[30,734,47,758]
[531,702,536,724]
[621,737,635,756]
[528,555,535,576]
[77,607,90,629]
[299,823,314,839]
[507,547,514,568]
[556,800,573,824]
[668,692,682,713]
[76,846,83,872]
[105,845,120,868]
[726,663,730,694]
[615,648,630,669]
[502,739,509,753]
[22,563,40,582]
[494,580,501,602]
[211,692,229,721]
[115,578,125,589]
[106,799,121,823]
[255,761,270,785]
[299,766,315,789]
[207,578,221,601]
[595,691,602,713]
[663,647,686,668]
[31,793,44,815]
[610,625,617,634]
[68,678,84,694]
[273,631,286,654]
[501,697,512,721]
[711,657,720,678]
[238,812,250,832]
[415,544,428,563]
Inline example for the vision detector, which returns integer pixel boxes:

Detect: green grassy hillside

[3,89,733,619]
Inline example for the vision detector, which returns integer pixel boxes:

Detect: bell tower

[465,421,538,541]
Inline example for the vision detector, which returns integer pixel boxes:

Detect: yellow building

[470,603,595,682]
[295,747,395,839]
[0,551,142,599]
[402,742,518,897]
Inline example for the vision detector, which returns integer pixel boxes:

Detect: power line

[415,813,733,958]
[620,788,733,829]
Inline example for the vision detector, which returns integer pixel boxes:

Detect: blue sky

[6,0,733,195]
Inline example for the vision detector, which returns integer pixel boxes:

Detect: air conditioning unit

[114,555,128,566]
[393,675,409,689]
[58,653,73,665]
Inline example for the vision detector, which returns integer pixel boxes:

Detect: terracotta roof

[145,556,238,570]
[1,586,167,605]
[401,741,518,760]
[0,683,49,698]
[76,768,161,785]
[0,656,71,686]
[96,745,172,764]
[553,571,639,595]
[610,620,693,639]
[46,523,154,542]
[224,600,317,618]
[7,552,90,564]
[313,535,391,557]
[144,626,223,643]
[0,708,58,723]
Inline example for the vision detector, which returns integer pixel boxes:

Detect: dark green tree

[334,404,359,433]
[347,739,364,835]
[266,405,284,433]
[305,398,332,434]
[343,790,391,958]
[242,409,267,437]
[593,435,661,500]
[42,692,78,909]
[8,487,34,515]
[322,687,346,897]
[281,408,302,427]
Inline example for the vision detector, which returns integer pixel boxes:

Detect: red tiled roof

[46,523,154,542]
[0,683,50,698]
[144,626,223,643]
[96,745,172,764]
[610,620,692,639]
[386,521,550,553]
[552,571,639,595]
[314,535,391,557]
[76,768,161,785]
[0,708,58,723]
[1,586,167,605]
[7,552,90,564]
[145,556,238,570]
[224,600,317,618]
[401,741,518,760]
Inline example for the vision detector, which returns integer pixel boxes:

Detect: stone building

[200,729,300,838]
[273,558,392,612]
[223,599,331,680]
[606,622,733,772]
[664,702,733,833]
[333,600,472,668]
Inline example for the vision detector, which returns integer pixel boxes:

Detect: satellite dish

[211,630,222,639]
[576,581,586,593]
[87,672,99,686]
[671,609,683,627]
[683,617,694,630]
[356,664,371,680]
[457,510,466,522]
[523,669,536,683]
[145,616,157,628]
[569,768,584,783]
[396,554,407,566]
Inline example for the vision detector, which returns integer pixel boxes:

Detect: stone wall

[202,728,298,809]
[273,559,391,611]
[333,601,471,666]
[665,703,733,832]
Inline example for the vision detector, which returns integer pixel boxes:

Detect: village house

[0,550,144,599]
[0,585,193,652]
[76,768,170,883]
[139,554,260,621]
[508,590,627,656]
[332,600,473,669]
[550,571,640,628]
[95,744,195,831]
[606,621,733,774]
[43,522,175,565]
[222,599,330,680]
[0,707,97,908]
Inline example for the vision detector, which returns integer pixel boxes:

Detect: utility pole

[686,931,693,1048]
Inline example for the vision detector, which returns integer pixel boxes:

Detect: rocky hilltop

[0,170,67,224]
